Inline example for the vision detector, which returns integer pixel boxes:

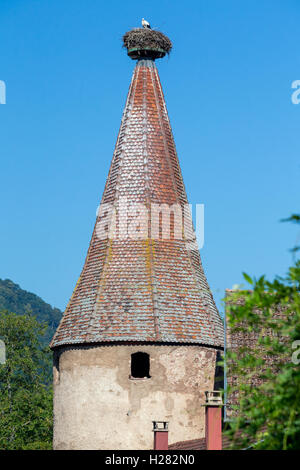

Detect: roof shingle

[50,58,224,349]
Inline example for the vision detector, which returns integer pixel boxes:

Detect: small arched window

[130,352,151,379]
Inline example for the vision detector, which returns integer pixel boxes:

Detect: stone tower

[50,27,224,450]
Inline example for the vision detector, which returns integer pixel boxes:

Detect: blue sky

[0,0,299,316]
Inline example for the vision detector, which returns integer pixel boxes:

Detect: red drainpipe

[205,391,223,450]
[153,421,169,450]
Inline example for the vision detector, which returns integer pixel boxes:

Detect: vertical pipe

[205,406,222,450]
[153,421,169,450]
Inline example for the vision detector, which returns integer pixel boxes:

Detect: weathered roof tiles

[50,51,224,349]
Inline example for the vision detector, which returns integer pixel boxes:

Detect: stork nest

[122,28,172,55]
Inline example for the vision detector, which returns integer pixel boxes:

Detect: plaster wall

[53,344,217,450]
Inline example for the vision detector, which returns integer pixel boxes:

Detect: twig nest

[123,28,172,60]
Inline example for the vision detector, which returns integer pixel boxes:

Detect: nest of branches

[122,28,172,54]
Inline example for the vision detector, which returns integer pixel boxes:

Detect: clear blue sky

[0,0,299,316]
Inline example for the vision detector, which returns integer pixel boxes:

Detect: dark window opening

[131,352,150,378]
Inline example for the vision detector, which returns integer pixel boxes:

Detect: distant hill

[0,278,62,346]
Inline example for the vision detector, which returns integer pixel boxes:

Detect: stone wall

[53,343,218,450]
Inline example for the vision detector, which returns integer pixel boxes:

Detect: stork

[142,18,151,29]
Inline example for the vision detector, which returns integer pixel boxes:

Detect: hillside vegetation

[0,279,62,346]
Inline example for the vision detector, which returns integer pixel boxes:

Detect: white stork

[142,18,151,29]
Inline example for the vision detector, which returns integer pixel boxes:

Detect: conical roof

[51,43,224,349]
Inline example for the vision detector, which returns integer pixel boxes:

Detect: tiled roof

[225,290,289,416]
[168,438,206,450]
[50,57,224,349]
[168,430,253,450]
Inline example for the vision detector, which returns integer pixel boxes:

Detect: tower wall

[53,344,217,450]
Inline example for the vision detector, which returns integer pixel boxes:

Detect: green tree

[0,278,62,347]
[224,215,300,450]
[0,310,53,450]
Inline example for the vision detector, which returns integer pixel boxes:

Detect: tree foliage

[224,215,300,450]
[0,279,62,346]
[0,310,53,449]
